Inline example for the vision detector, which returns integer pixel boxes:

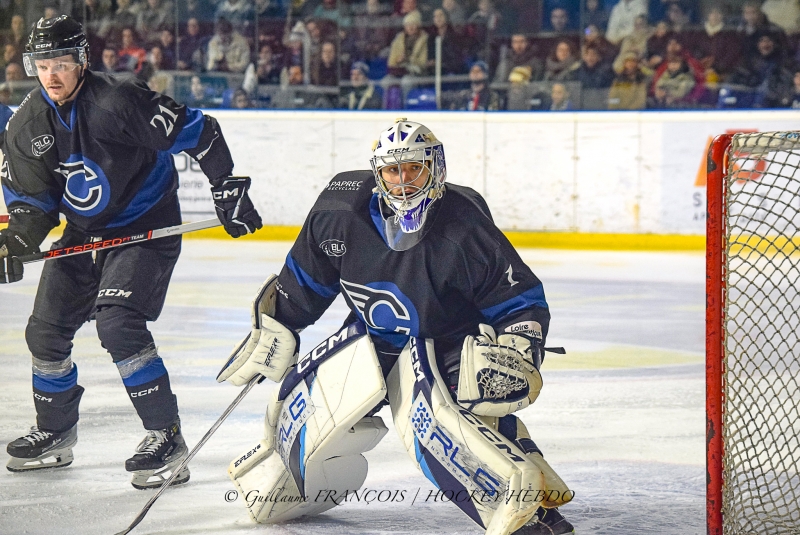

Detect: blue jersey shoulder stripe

[480,284,548,324]
[0,103,12,131]
[170,107,205,154]
[2,184,59,215]
[286,253,340,299]
[106,151,174,228]
[368,194,389,244]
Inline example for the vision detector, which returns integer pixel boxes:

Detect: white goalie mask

[370,119,446,250]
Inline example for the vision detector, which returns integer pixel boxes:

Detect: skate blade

[131,465,191,490]
[6,448,74,472]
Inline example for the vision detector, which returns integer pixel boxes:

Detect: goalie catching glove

[457,323,543,417]
[217,275,299,386]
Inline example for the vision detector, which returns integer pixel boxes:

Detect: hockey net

[707,132,800,535]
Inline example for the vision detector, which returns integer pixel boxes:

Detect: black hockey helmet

[23,16,89,76]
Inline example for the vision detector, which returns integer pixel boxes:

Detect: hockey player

[0,16,262,489]
[217,119,575,534]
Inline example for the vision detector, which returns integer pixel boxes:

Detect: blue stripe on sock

[120,357,168,387]
[33,364,77,393]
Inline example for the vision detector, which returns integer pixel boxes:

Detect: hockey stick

[15,218,221,264]
[115,374,263,535]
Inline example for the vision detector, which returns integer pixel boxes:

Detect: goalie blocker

[226,323,572,535]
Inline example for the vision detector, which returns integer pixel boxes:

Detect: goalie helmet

[370,119,446,249]
[23,16,89,77]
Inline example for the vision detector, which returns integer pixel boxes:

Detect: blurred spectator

[144,45,174,94]
[567,44,614,87]
[544,39,579,80]
[651,53,695,107]
[0,82,11,105]
[646,20,672,68]
[468,0,501,37]
[494,33,544,82]
[339,61,383,109]
[652,36,705,101]
[304,19,324,64]
[83,0,114,35]
[761,0,800,35]
[5,14,26,50]
[549,7,572,32]
[606,0,648,45]
[186,74,215,106]
[283,27,307,75]
[243,43,281,93]
[691,6,741,83]
[178,17,210,71]
[550,82,573,109]
[206,17,250,73]
[790,68,800,106]
[157,27,176,69]
[4,61,23,82]
[388,10,428,76]
[665,2,691,33]
[427,8,466,75]
[119,27,148,72]
[282,64,305,86]
[613,14,652,73]
[97,45,121,73]
[182,0,215,23]
[729,31,794,107]
[500,0,541,34]
[584,23,618,63]
[449,60,502,109]
[97,0,141,42]
[442,0,466,25]
[1,43,22,71]
[584,0,609,31]
[608,51,651,108]
[215,0,255,34]
[344,0,391,63]
[313,0,352,28]
[737,0,785,55]
[231,88,251,108]
[505,65,533,110]
[137,0,175,45]
[311,41,338,86]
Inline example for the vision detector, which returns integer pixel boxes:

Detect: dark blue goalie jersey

[274,170,551,366]
[1,71,233,243]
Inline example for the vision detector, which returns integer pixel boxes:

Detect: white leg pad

[229,329,388,523]
[388,338,547,535]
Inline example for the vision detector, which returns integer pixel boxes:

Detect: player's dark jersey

[1,71,233,243]
[274,170,551,360]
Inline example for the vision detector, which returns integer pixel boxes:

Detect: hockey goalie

[217,119,575,534]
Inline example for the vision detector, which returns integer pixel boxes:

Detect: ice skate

[125,421,190,490]
[6,425,78,472]
[513,507,575,535]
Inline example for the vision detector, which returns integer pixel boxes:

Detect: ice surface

[0,241,706,534]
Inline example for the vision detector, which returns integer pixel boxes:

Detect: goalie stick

[115,374,263,535]
[13,219,221,264]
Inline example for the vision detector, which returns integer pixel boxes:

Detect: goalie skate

[125,422,190,490]
[513,507,575,535]
[6,425,78,472]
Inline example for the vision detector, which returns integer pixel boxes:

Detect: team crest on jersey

[320,239,346,257]
[31,134,54,157]
[340,279,419,346]
[56,156,111,216]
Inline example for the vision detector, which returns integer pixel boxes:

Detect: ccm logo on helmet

[130,385,159,398]
[387,148,411,154]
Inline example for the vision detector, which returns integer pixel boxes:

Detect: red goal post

[706,132,800,535]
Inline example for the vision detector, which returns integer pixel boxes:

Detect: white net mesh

[722,132,800,534]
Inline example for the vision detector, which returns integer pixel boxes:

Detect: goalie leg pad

[388,338,547,535]
[229,328,388,523]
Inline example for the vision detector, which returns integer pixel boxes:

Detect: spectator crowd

[4,0,800,110]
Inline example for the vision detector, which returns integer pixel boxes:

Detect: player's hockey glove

[457,323,543,416]
[0,228,38,284]
[217,275,299,386]
[211,176,263,238]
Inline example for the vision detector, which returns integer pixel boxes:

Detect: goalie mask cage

[707,132,800,535]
